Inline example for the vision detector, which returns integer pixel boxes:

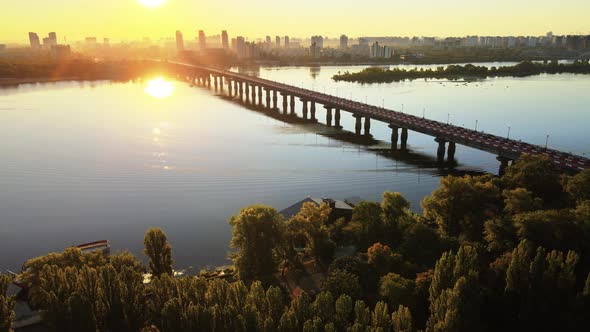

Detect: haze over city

[2,0,590,43]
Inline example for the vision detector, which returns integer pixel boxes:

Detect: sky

[2,0,590,43]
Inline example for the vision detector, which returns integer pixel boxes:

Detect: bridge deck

[167,61,589,172]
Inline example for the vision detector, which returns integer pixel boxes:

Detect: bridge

[157,60,590,174]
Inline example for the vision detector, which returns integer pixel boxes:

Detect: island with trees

[332,60,590,83]
[2,154,590,331]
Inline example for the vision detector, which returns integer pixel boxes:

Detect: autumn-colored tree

[502,188,543,214]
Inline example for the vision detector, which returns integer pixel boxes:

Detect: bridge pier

[325,106,333,126]
[282,93,288,114]
[238,81,243,100]
[401,128,408,150]
[436,138,446,163]
[389,125,399,150]
[266,88,271,109]
[273,90,278,109]
[244,83,249,103]
[447,142,456,162]
[257,86,263,107]
[354,114,362,135]
[364,117,371,136]
[310,102,317,121]
[334,109,342,129]
[290,95,296,115]
[213,76,219,90]
[497,156,512,176]
[301,99,308,119]
[228,80,233,97]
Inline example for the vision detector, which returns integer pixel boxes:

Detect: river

[1,63,588,272]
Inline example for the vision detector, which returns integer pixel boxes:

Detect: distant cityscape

[1,30,589,62]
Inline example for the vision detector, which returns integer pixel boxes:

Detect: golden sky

[2,0,590,43]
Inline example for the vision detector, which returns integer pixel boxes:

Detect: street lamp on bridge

[507,126,511,139]
[545,134,550,148]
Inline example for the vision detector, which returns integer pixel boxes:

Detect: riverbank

[332,60,590,83]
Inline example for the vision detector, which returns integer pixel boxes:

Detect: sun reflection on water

[144,77,174,99]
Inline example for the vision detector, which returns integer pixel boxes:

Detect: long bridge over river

[157,60,589,174]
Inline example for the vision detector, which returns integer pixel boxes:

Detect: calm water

[1,64,589,272]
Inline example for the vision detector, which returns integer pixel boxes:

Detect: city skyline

[2,0,590,43]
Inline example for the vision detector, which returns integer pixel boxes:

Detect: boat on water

[76,240,111,258]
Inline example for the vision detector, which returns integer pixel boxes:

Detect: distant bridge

[156,60,589,174]
[574,51,590,62]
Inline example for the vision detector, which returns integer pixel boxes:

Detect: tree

[391,305,413,332]
[144,228,173,277]
[379,273,415,310]
[483,217,517,254]
[502,188,543,214]
[381,192,411,244]
[371,301,390,330]
[351,201,385,247]
[426,272,480,332]
[323,269,361,300]
[398,222,453,268]
[502,154,564,206]
[422,175,500,241]
[312,291,334,324]
[229,205,285,284]
[565,169,590,203]
[335,294,353,331]
[0,274,15,332]
[367,242,393,268]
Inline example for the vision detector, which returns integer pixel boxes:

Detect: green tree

[371,301,390,330]
[312,291,335,325]
[391,305,413,332]
[288,202,335,264]
[229,205,285,284]
[502,188,543,214]
[144,228,173,277]
[379,273,415,309]
[351,201,385,247]
[483,217,517,254]
[422,175,500,241]
[323,269,361,300]
[0,274,16,332]
[502,154,564,206]
[565,169,590,203]
[335,294,353,331]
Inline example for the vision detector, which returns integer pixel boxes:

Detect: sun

[138,0,166,8]
[144,77,174,99]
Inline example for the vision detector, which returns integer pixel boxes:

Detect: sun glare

[138,0,166,8]
[144,78,174,99]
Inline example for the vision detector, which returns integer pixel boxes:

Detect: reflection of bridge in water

[155,60,589,174]
[217,92,487,177]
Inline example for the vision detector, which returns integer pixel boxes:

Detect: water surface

[1,65,588,272]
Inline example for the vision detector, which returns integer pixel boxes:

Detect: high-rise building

[284,36,290,48]
[221,30,229,49]
[340,35,348,49]
[28,32,40,49]
[275,36,281,48]
[176,30,184,51]
[311,36,324,49]
[370,42,382,58]
[48,32,57,46]
[310,42,320,59]
[236,36,246,58]
[198,30,206,50]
